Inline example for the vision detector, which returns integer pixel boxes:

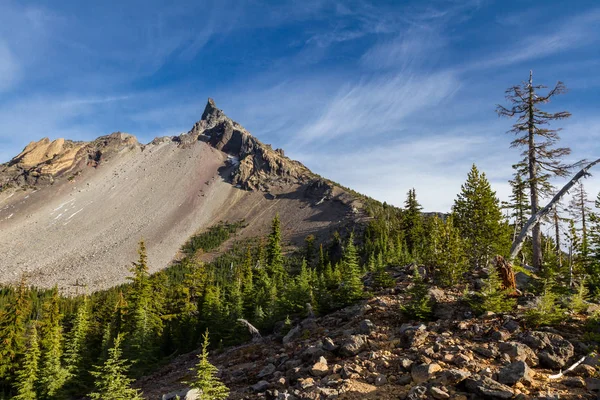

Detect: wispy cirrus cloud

[0,42,20,92]
[464,9,600,71]
[293,71,460,145]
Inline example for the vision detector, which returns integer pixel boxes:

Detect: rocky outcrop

[187,99,311,190]
[1,132,140,191]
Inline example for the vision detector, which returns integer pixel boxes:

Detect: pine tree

[403,189,424,257]
[13,323,40,400]
[38,287,68,398]
[188,330,229,400]
[497,71,573,271]
[0,275,30,385]
[304,235,316,265]
[452,164,508,268]
[338,233,363,304]
[126,240,163,369]
[63,296,90,388]
[525,280,564,327]
[266,214,285,283]
[426,215,468,286]
[88,334,143,400]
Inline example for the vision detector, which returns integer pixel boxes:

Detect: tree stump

[495,255,517,295]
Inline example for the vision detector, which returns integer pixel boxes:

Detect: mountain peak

[200,98,227,129]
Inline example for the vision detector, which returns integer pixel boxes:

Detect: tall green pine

[0,275,30,387]
[452,164,508,267]
[13,323,40,400]
[188,330,229,400]
[88,334,143,400]
[38,287,68,398]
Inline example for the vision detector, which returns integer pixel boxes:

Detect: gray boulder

[338,335,367,357]
[498,361,533,386]
[464,375,514,399]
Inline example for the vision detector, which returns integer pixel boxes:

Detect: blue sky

[1,0,599,212]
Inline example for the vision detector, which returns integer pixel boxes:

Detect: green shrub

[400,270,433,321]
[470,269,516,314]
[525,281,565,327]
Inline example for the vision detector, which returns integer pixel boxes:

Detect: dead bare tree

[497,71,573,272]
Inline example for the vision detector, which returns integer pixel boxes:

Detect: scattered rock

[499,342,539,366]
[411,363,442,384]
[464,375,514,399]
[310,357,329,377]
[251,380,270,392]
[439,369,471,385]
[374,374,387,386]
[283,326,301,345]
[498,361,533,386]
[338,335,367,357]
[258,363,276,378]
[358,319,376,335]
[322,337,338,352]
[429,386,450,399]
[586,377,600,391]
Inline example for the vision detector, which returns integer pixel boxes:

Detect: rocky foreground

[139,265,600,400]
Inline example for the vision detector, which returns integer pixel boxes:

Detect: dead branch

[548,356,585,380]
[509,158,600,262]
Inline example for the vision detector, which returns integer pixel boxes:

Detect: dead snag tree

[497,71,573,272]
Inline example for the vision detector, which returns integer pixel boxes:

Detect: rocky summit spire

[201,98,226,129]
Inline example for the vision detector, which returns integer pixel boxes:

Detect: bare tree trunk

[528,72,543,271]
[569,243,574,288]
[510,158,600,262]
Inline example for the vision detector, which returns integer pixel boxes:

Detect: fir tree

[401,269,432,321]
[125,240,163,369]
[188,330,229,400]
[403,188,424,257]
[13,323,40,400]
[497,71,573,271]
[266,214,285,283]
[452,164,508,268]
[338,233,363,304]
[0,275,30,386]
[426,215,468,286]
[63,296,91,388]
[38,287,68,398]
[88,334,143,400]
[304,235,316,265]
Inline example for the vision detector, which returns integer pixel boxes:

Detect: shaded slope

[0,99,362,292]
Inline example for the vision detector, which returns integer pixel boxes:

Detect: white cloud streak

[293,71,460,145]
